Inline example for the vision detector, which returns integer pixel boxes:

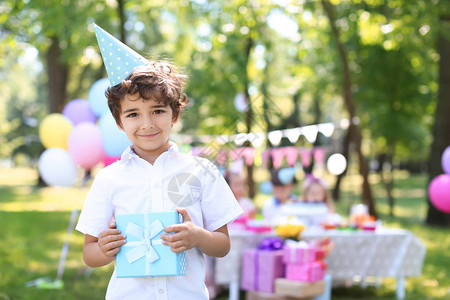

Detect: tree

[426,5,450,226]
[321,0,377,217]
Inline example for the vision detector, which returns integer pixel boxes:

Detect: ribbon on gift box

[258,237,284,251]
[123,214,165,276]
[285,239,315,264]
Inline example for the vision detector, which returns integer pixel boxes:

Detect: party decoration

[260,181,273,194]
[93,23,148,86]
[88,78,110,117]
[68,122,104,169]
[278,167,296,185]
[39,114,73,150]
[104,155,121,167]
[442,146,450,174]
[62,99,97,125]
[38,148,78,187]
[234,93,248,112]
[428,174,450,213]
[327,153,347,175]
[98,111,131,156]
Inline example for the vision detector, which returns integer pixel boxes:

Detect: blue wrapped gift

[115,211,186,278]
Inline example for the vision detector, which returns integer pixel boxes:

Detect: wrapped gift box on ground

[246,291,315,300]
[241,249,285,293]
[285,261,326,282]
[275,278,325,298]
[115,211,186,278]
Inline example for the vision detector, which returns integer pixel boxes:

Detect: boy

[76,24,243,300]
[261,168,299,223]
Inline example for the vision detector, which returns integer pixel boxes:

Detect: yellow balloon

[39,113,73,149]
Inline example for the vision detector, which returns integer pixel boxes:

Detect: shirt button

[159,289,165,294]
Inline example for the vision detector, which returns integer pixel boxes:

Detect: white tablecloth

[301,228,426,279]
[214,228,426,300]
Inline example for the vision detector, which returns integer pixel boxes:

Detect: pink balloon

[63,99,97,125]
[68,122,104,169]
[103,155,121,167]
[428,174,450,213]
[442,146,450,174]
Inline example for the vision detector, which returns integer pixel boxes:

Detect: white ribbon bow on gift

[124,215,165,276]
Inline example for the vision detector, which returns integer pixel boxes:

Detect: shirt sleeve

[199,159,244,232]
[75,169,114,237]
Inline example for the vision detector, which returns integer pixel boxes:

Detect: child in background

[225,171,257,219]
[262,168,299,224]
[301,176,335,214]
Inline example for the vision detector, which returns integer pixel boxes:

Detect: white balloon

[327,153,347,175]
[38,148,78,187]
[234,93,248,112]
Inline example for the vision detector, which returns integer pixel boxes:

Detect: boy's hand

[161,208,200,253]
[97,217,126,257]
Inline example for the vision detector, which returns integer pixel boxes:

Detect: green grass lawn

[0,168,449,300]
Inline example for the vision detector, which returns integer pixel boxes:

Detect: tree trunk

[243,37,256,198]
[47,37,68,113]
[332,124,352,201]
[425,15,450,226]
[117,0,126,43]
[321,0,377,218]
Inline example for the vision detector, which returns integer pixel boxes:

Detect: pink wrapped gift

[283,240,317,265]
[285,261,326,282]
[241,249,285,293]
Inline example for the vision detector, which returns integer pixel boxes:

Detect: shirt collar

[119,141,178,164]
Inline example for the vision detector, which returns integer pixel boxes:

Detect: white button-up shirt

[76,144,243,300]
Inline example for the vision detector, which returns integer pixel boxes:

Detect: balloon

[63,98,97,125]
[104,155,121,167]
[38,148,78,187]
[428,174,450,213]
[39,114,73,149]
[234,93,248,112]
[278,167,296,185]
[68,122,104,169]
[327,153,347,175]
[442,146,450,174]
[98,111,131,156]
[88,78,110,117]
[260,181,273,195]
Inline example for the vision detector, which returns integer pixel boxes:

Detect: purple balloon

[68,122,104,169]
[428,174,450,213]
[442,146,450,175]
[63,99,97,125]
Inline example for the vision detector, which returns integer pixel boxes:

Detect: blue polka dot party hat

[93,23,148,86]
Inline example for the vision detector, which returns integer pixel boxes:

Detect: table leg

[229,280,239,300]
[396,277,405,300]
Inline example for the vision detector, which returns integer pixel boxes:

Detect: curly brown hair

[105,60,190,126]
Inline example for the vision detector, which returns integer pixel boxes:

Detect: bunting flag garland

[171,119,346,147]
[190,145,327,169]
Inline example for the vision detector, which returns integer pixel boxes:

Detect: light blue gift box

[116,211,186,278]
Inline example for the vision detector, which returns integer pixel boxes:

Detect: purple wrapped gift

[241,237,285,293]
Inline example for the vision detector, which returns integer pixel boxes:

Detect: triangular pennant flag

[93,24,148,86]
[285,147,299,166]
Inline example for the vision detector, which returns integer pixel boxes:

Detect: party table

[214,228,426,300]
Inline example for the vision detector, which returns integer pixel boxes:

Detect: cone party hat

[93,24,148,86]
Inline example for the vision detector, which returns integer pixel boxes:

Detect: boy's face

[118,94,178,164]
[273,184,293,203]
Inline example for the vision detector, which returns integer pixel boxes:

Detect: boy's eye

[154,109,166,114]
[126,112,138,118]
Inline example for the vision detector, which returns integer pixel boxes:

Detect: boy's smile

[119,94,178,164]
